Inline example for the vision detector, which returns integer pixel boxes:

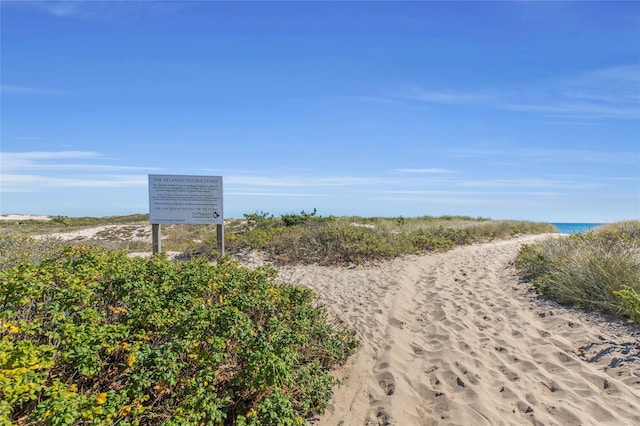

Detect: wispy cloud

[372,189,561,197]
[1,151,161,172]
[457,178,605,190]
[38,1,83,19]
[1,174,148,193]
[226,175,385,187]
[393,88,489,105]
[395,168,456,174]
[1,84,72,95]
[1,151,103,169]
[504,101,637,119]
[0,151,157,193]
[1,151,391,194]
[388,65,640,120]
[443,147,639,164]
[226,192,326,197]
[13,0,188,23]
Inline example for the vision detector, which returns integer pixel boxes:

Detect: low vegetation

[0,235,65,271]
[189,211,556,265]
[0,215,150,237]
[0,245,358,424]
[514,221,640,324]
[0,211,555,424]
[1,212,555,264]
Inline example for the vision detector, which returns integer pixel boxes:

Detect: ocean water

[551,223,605,234]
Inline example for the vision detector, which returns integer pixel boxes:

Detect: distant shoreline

[551,222,604,234]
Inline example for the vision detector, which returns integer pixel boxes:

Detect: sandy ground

[30,224,185,260]
[0,214,51,221]
[273,235,640,426]
[31,224,153,242]
[24,225,640,424]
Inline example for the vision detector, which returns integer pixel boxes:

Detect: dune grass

[514,221,640,323]
[1,212,555,264]
[188,211,556,265]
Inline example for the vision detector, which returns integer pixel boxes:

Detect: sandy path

[277,235,640,426]
[32,224,152,242]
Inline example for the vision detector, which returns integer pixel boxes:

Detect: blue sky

[1,1,639,222]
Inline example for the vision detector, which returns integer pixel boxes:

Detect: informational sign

[148,174,223,225]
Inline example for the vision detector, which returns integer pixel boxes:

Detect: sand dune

[0,214,51,221]
[276,235,640,425]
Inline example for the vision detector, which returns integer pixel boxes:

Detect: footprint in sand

[365,408,391,426]
[377,372,396,396]
[410,342,425,356]
[388,317,405,329]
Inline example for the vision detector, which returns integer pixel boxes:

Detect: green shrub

[51,215,72,226]
[0,245,358,424]
[514,221,640,323]
[591,221,640,246]
[0,235,64,271]
[2,213,554,266]
[319,224,400,264]
[243,211,276,231]
[216,214,553,266]
[280,209,318,227]
[613,286,640,324]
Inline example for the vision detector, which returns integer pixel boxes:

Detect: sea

[551,223,605,234]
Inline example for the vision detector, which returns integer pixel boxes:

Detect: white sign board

[148,174,223,224]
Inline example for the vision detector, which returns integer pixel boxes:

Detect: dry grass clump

[514,221,640,323]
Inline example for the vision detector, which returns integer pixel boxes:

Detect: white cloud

[2,151,100,160]
[388,65,640,120]
[393,88,489,105]
[370,195,498,206]
[227,192,325,197]
[226,175,384,187]
[372,189,561,196]
[1,84,72,95]
[13,0,189,23]
[0,151,156,193]
[395,168,456,174]
[1,151,103,169]
[443,147,638,164]
[1,151,161,172]
[504,101,637,119]
[42,1,83,18]
[457,178,606,189]
[1,174,147,193]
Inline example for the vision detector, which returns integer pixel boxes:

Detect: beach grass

[0,212,555,262]
[187,211,556,265]
[514,221,640,323]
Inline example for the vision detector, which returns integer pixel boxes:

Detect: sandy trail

[277,235,640,426]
